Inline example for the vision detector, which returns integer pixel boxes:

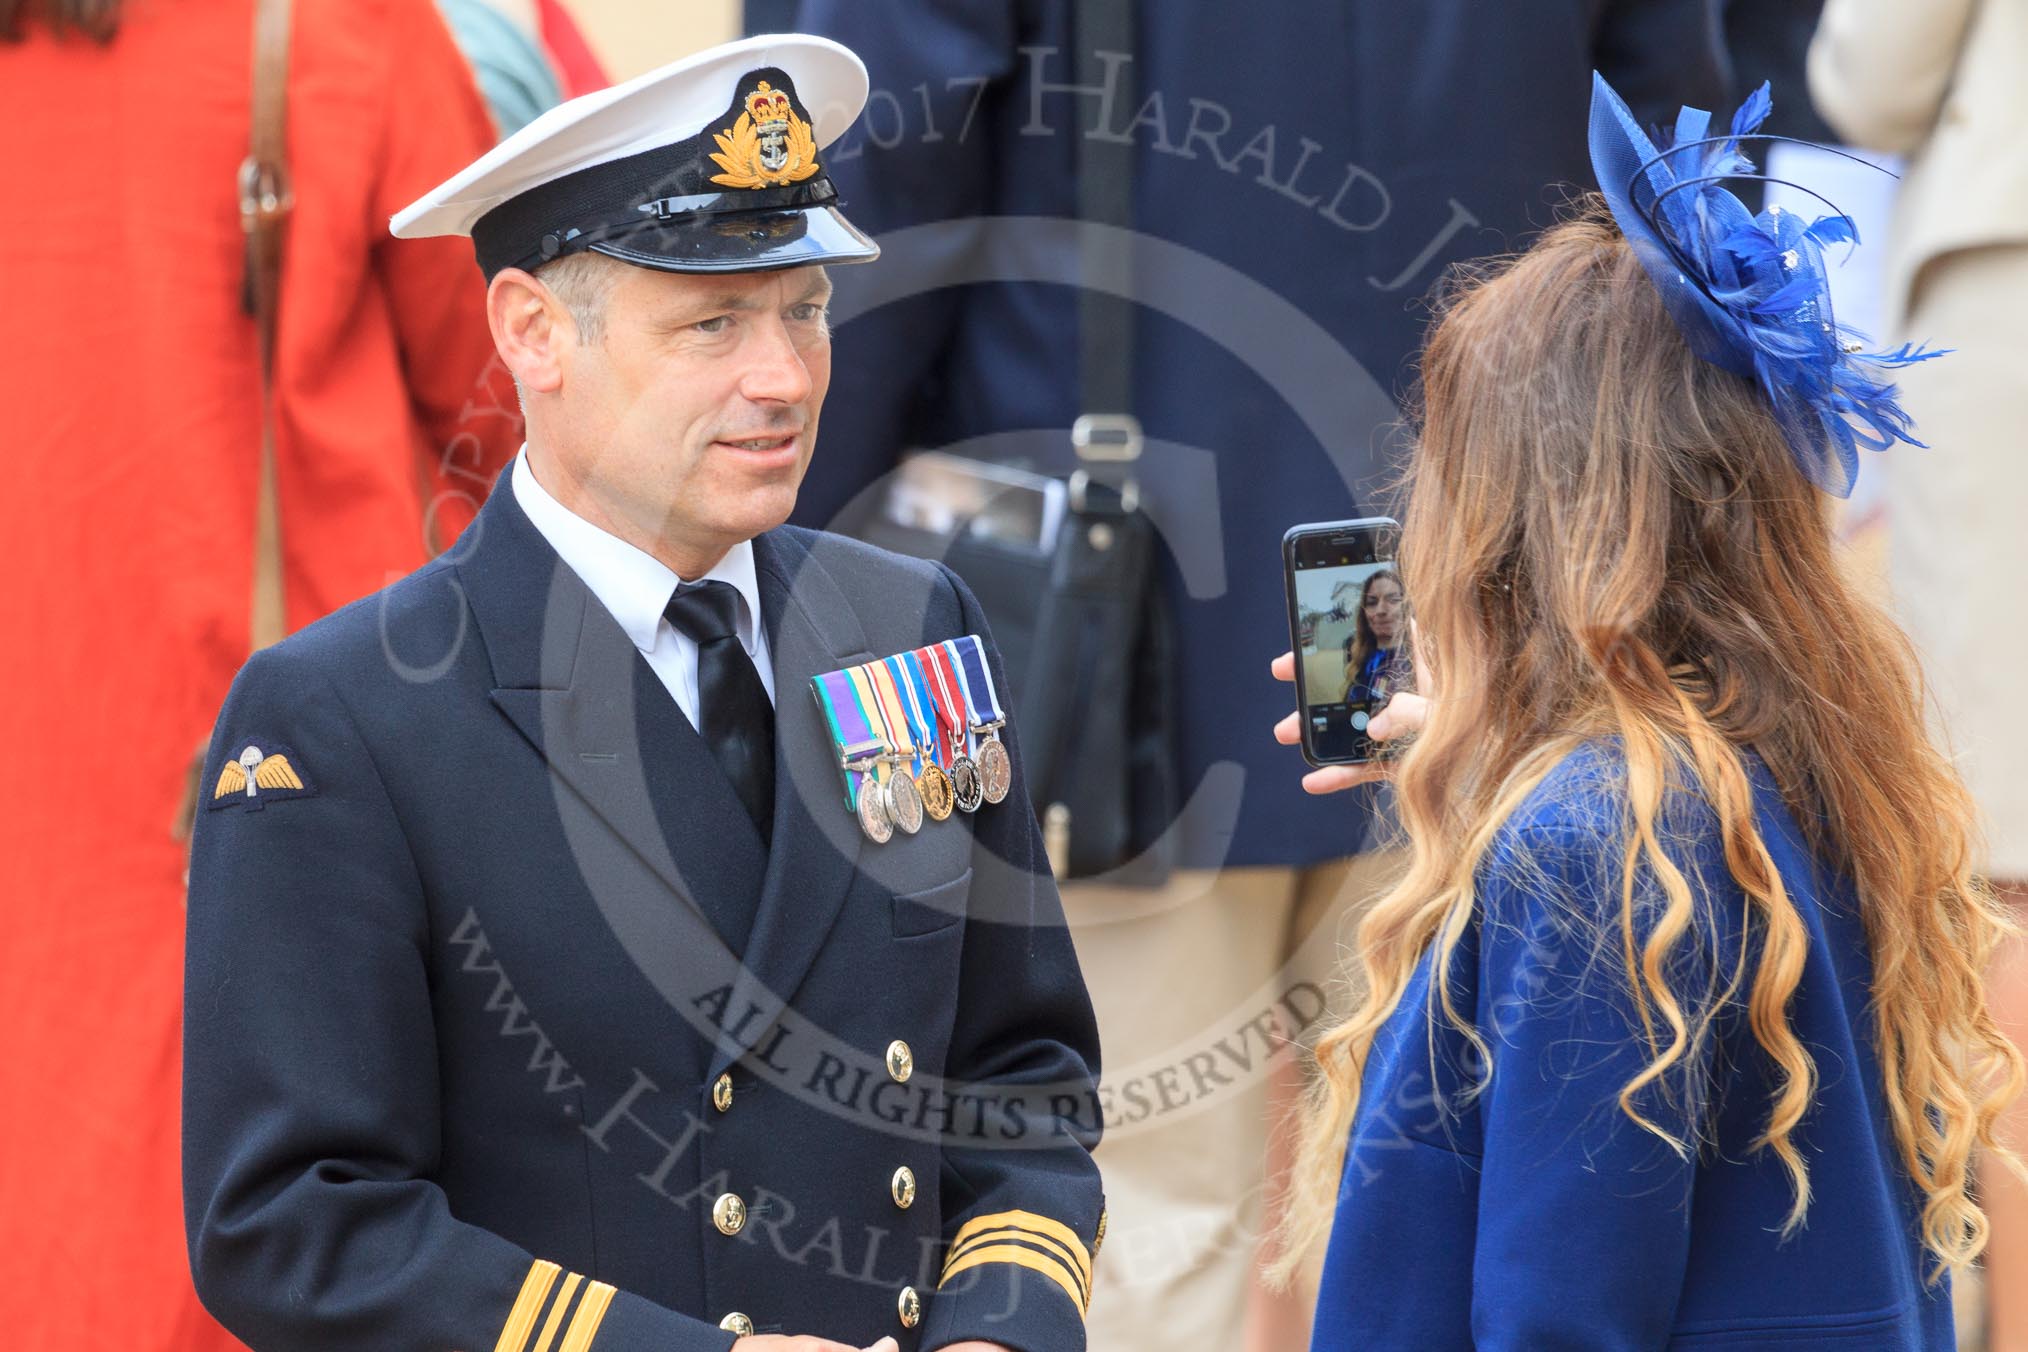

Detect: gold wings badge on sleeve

[256,754,303,790]
[212,745,306,802]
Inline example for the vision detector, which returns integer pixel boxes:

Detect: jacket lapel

[460,486,768,960]
[707,527,875,1078]
[460,488,887,1077]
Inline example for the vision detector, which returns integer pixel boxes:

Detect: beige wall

[562,0,740,83]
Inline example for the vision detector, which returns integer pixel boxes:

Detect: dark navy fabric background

[776,0,1730,868]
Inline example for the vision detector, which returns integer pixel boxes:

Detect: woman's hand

[1270,650,1428,795]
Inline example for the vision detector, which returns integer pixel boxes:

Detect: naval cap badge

[709,78,822,189]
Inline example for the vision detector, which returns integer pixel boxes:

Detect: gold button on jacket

[711,1073,733,1113]
[176,485,1107,1352]
[897,1285,922,1329]
[890,1165,916,1209]
[712,1192,747,1236]
[718,1311,754,1336]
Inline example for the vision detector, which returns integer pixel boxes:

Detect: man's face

[554,262,833,559]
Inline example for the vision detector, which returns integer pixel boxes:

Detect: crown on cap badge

[744,82,793,124]
[709,79,821,190]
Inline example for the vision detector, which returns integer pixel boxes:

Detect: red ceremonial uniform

[0,0,521,1344]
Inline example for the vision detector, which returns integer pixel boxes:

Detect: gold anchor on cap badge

[709,80,821,189]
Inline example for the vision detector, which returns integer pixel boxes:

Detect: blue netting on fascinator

[1587,72,1943,497]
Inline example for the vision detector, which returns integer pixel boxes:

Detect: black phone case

[1282,517,1400,768]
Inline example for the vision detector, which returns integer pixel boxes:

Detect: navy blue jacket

[779,0,1731,869]
[1312,744,1952,1350]
[183,484,1105,1352]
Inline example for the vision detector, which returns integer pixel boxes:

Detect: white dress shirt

[511,450,776,725]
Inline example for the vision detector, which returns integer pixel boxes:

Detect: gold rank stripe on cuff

[532,1273,582,1352]
[938,1209,1094,1314]
[494,1259,617,1352]
[944,1209,1094,1292]
[556,1281,616,1352]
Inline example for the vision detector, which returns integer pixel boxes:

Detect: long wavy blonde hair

[1279,201,2021,1282]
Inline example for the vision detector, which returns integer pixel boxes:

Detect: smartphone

[1282,518,1412,766]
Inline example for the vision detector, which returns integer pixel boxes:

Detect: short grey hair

[532,251,620,345]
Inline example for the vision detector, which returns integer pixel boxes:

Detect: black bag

[959,456,1176,885]
[845,0,1178,884]
[847,447,1178,886]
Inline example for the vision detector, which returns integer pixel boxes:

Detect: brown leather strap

[241,0,295,652]
[180,0,297,851]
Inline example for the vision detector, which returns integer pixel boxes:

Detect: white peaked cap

[390,33,878,278]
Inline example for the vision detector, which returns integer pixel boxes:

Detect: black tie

[663,581,775,845]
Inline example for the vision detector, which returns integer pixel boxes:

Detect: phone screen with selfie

[1283,518,1412,766]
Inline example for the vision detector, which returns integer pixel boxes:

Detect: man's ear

[487,267,571,395]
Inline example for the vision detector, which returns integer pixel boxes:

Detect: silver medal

[884,766,925,835]
[857,779,894,843]
[950,755,985,813]
[977,736,1012,805]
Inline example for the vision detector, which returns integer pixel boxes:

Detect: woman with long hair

[1270,77,2020,1348]
[1342,568,1406,705]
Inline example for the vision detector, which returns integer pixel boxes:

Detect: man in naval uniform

[182,34,1103,1352]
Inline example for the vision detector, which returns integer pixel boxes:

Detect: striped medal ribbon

[852,662,923,836]
[948,635,1011,806]
[887,653,955,822]
[921,640,984,813]
[811,666,893,843]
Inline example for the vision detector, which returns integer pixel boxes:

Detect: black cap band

[476,177,841,278]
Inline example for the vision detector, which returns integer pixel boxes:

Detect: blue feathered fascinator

[1588,72,1942,497]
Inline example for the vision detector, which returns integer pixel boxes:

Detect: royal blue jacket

[1312,744,1952,1350]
